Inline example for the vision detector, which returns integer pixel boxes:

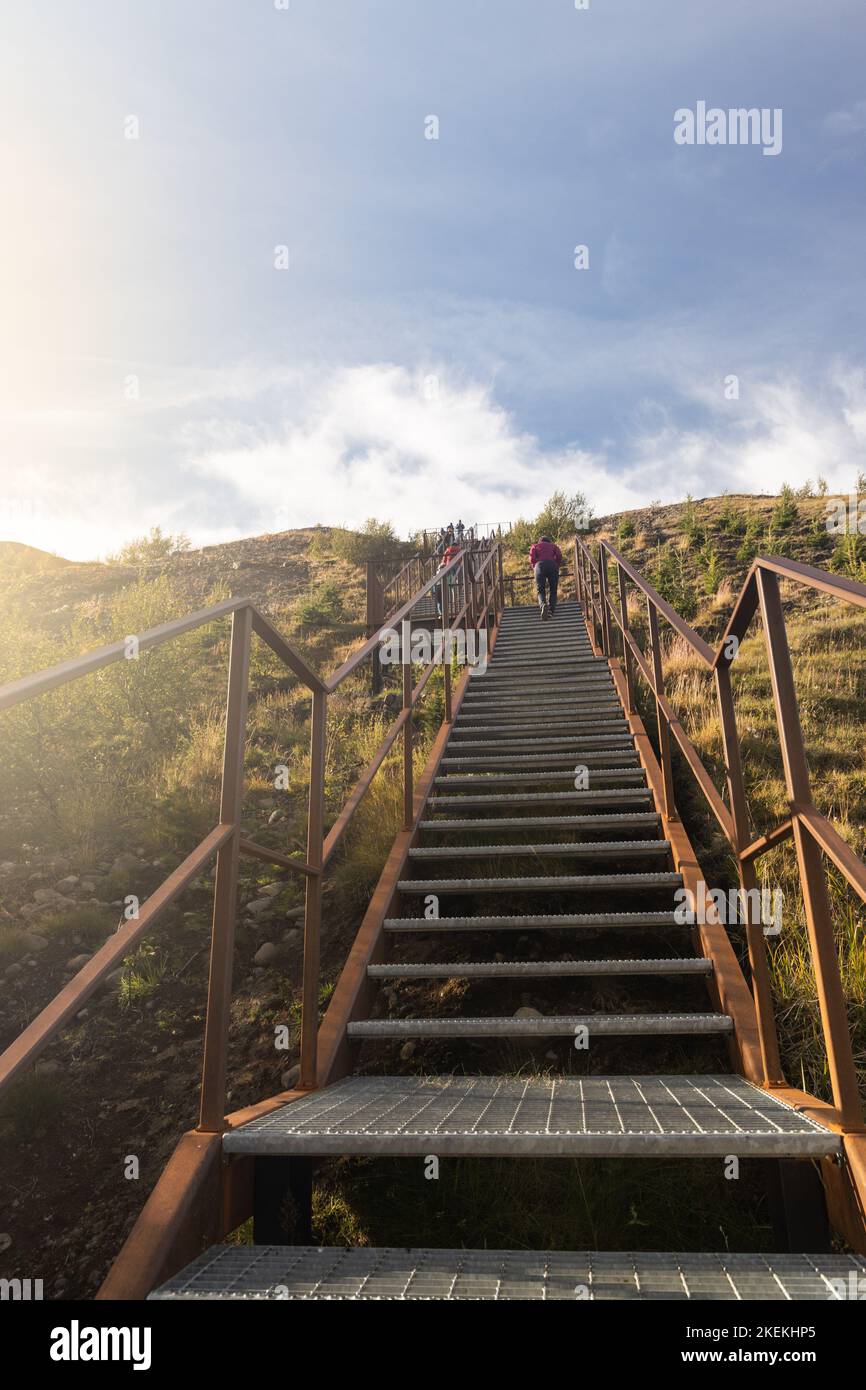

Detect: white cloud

[184,363,634,532]
[824,99,866,136]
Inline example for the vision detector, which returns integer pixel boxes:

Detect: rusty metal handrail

[0,543,504,1116]
[575,534,866,1130]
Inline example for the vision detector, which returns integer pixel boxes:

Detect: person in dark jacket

[529,535,562,619]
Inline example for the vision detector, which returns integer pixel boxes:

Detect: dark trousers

[534,560,559,611]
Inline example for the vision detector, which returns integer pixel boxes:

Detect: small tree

[109,527,191,566]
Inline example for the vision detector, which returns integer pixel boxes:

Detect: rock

[104,968,124,988]
[111,852,141,875]
[285,905,305,921]
[283,929,301,947]
[281,1064,301,1090]
[57,875,79,893]
[80,879,97,894]
[259,882,286,898]
[0,861,16,875]
[513,1006,543,1020]
[67,954,92,971]
[254,942,280,967]
[545,1050,558,1061]
[247,897,272,916]
[22,933,49,952]
[399,1040,417,1061]
[267,810,284,825]
[38,1059,63,1076]
[5,963,22,977]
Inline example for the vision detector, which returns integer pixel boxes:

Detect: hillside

[1,494,864,1294]
[0,523,419,1297]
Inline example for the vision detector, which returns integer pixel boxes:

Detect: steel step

[428,789,654,808]
[479,660,604,674]
[220,1074,840,1158]
[384,909,684,931]
[399,871,682,893]
[459,696,618,714]
[451,720,627,736]
[447,735,629,754]
[348,1014,732,1039]
[409,839,670,860]
[447,733,629,751]
[368,957,713,979]
[418,812,661,832]
[149,1246,866,1301]
[464,678,613,695]
[434,768,646,787]
[441,749,636,768]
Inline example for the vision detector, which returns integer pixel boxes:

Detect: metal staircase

[149,598,853,1301]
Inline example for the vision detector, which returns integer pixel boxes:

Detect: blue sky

[1,0,865,558]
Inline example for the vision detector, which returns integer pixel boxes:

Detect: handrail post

[756,567,863,1126]
[617,562,636,712]
[598,547,613,657]
[646,600,677,823]
[715,662,784,1085]
[441,574,453,722]
[199,605,252,1131]
[402,618,414,828]
[366,562,385,695]
[497,542,505,609]
[299,685,327,1089]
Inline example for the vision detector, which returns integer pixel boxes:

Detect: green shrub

[771,484,798,530]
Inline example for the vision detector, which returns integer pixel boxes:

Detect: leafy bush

[108,527,191,566]
[329,519,406,564]
[293,581,347,627]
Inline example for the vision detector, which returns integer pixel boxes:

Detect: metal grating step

[409,839,670,860]
[384,909,684,931]
[149,1246,866,1301]
[220,1074,840,1158]
[368,957,714,979]
[399,871,682,893]
[348,1013,733,1038]
[446,734,629,751]
[453,728,631,739]
[429,790,654,808]
[434,769,645,787]
[441,748,635,767]
[418,813,661,832]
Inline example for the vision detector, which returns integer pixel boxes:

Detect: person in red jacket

[529,535,562,619]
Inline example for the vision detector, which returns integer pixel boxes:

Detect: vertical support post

[756,568,862,1128]
[617,562,636,712]
[199,606,252,1132]
[497,543,505,609]
[598,549,613,657]
[646,601,677,824]
[402,618,414,828]
[574,540,582,606]
[715,661,783,1086]
[299,686,327,1089]
[366,562,385,695]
